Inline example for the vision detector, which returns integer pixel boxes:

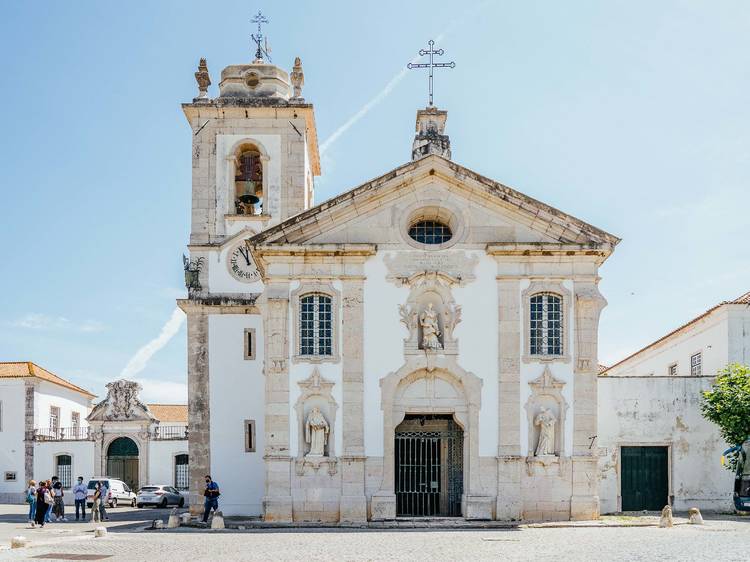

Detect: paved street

[0,504,748,562]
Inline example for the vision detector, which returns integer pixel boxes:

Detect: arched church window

[174,454,189,490]
[529,293,563,356]
[408,220,452,245]
[300,293,333,356]
[234,147,263,215]
[55,454,72,488]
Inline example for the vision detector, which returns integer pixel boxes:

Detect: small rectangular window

[690,352,702,376]
[245,419,256,452]
[668,363,678,376]
[244,328,256,360]
[49,406,60,433]
[4,471,16,481]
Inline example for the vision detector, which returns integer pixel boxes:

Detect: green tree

[701,363,750,469]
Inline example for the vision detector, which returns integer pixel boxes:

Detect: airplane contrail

[120,307,185,379]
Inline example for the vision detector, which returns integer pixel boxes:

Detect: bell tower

[183,49,320,245]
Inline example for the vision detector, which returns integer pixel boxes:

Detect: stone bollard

[94,527,107,538]
[11,536,28,549]
[167,508,180,529]
[659,505,673,528]
[688,507,704,525]
[211,510,225,530]
[180,512,191,525]
[151,519,164,530]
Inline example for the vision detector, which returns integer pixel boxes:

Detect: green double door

[621,446,668,511]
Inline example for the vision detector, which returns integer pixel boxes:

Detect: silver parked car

[136,485,185,508]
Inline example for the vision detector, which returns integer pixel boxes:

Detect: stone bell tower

[183,52,320,245]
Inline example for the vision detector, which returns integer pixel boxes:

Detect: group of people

[26,477,110,527]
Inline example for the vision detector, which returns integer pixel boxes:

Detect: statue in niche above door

[420,303,442,350]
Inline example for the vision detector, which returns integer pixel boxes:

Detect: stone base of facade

[570,495,600,520]
[339,495,368,522]
[263,496,294,522]
[370,492,397,520]
[464,495,494,520]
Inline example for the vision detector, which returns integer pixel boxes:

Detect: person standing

[52,476,66,521]
[44,480,54,523]
[201,475,220,523]
[98,481,109,521]
[73,477,87,521]
[34,481,50,527]
[26,479,37,527]
[91,482,102,523]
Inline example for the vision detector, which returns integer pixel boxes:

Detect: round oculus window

[408,220,452,245]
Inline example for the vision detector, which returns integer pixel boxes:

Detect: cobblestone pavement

[2,519,749,562]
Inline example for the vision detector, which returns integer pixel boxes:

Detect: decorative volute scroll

[87,379,155,423]
[398,272,462,356]
[294,368,338,476]
[524,366,568,459]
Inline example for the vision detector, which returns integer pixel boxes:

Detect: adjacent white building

[598,291,750,513]
[0,362,188,503]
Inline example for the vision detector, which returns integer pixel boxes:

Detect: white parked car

[136,485,186,508]
[86,477,137,508]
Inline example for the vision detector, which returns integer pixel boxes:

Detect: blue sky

[1,1,749,402]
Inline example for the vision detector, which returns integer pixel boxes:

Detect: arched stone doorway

[395,414,463,516]
[106,437,139,491]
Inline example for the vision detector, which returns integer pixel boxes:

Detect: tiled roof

[147,404,188,423]
[0,362,95,398]
[602,291,750,374]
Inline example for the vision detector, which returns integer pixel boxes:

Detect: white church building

[177,48,620,522]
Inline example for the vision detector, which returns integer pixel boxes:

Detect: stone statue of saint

[290,57,304,99]
[420,303,442,350]
[534,407,557,456]
[305,406,329,457]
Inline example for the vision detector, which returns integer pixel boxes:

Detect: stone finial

[290,56,304,99]
[194,58,211,101]
[659,505,673,528]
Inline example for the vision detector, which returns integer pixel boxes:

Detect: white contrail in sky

[120,307,185,378]
[319,1,491,156]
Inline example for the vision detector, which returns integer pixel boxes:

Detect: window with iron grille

[690,352,702,376]
[71,412,80,430]
[300,294,333,356]
[56,454,72,488]
[529,293,563,356]
[668,363,678,376]
[174,454,189,490]
[408,220,452,245]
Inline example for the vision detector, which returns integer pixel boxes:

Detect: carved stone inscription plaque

[384,251,478,286]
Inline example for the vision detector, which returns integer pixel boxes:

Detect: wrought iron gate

[395,415,463,517]
[106,457,139,492]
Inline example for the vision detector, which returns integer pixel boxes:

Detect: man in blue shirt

[72,477,87,521]
[202,475,220,523]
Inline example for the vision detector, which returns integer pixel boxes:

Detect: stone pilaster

[24,381,35,487]
[496,278,522,520]
[339,278,367,521]
[570,280,606,520]
[186,307,210,515]
[263,286,293,521]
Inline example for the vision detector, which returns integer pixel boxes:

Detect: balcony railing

[152,425,188,440]
[30,426,91,441]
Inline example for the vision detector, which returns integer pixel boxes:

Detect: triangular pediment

[248,155,619,251]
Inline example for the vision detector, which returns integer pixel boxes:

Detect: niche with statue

[294,368,338,476]
[399,272,462,355]
[524,366,568,473]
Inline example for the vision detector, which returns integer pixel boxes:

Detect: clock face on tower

[227,243,261,283]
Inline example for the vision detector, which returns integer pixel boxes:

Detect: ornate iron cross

[407,39,455,106]
[251,10,271,62]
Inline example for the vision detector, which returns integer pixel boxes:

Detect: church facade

[177,50,619,522]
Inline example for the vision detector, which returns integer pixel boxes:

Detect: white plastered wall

[33,440,95,503]
[208,314,265,516]
[34,382,92,432]
[148,440,189,489]
[0,380,26,500]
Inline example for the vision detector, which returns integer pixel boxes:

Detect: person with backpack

[34,481,51,527]
[202,475,220,523]
[44,480,54,523]
[73,476,87,521]
[91,482,102,523]
[26,479,37,526]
